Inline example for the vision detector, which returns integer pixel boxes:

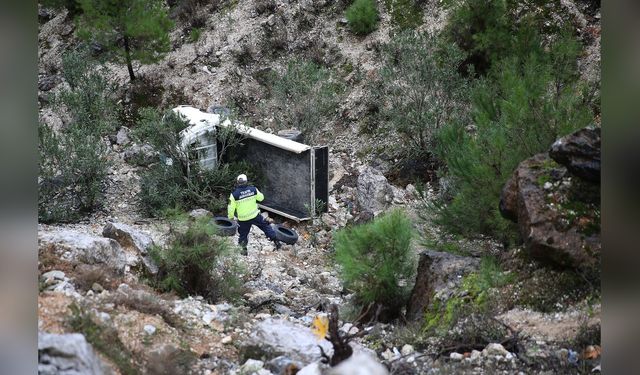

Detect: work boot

[239,241,248,256]
[273,240,282,250]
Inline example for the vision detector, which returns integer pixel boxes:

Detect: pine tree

[77,0,173,81]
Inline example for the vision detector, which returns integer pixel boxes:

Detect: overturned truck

[173,105,328,221]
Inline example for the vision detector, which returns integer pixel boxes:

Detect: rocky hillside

[38,1,601,374]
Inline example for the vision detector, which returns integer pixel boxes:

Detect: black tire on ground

[276,129,304,143]
[272,224,299,245]
[212,217,238,237]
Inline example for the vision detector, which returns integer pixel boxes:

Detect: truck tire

[277,129,304,143]
[272,224,299,245]
[212,217,238,237]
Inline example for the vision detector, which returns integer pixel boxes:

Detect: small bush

[68,303,138,375]
[39,49,117,223]
[346,0,378,35]
[384,0,423,31]
[189,27,202,42]
[334,209,415,321]
[73,265,119,292]
[380,31,470,169]
[271,59,342,144]
[149,217,246,303]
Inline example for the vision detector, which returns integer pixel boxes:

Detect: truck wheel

[277,129,304,143]
[212,217,238,236]
[273,224,299,245]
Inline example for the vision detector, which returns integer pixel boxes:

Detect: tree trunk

[124,35,135,81]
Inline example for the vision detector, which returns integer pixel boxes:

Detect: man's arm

[227,194,237,219]
[255,188,264,202]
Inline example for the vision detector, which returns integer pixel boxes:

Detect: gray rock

[102,222,154,255]
[406,250,480,321]
[39,229,127,273]
[115,126,130,146]
[38,332,108,375]
[91,282,104,293]
[499,152,601,268]
[123,144,157,166]
[240,359,266,374]
[102,222,159,275]
[549,126,600,182]
[143,324,156,335]
[39,75,58,91]
[356,167,395,215]
[189,208,213,220]
[450,352,464,361]
[297,362,323,375]
[265,356,303,375]
[240,318,333,364]
[41,270,65,282]
[326,353,389,375]
[483,343,509,357]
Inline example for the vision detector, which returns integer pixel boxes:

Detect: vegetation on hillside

[334,209,415,321]
[431,7,596,240]
[39,49,117,223]
[346,0,379,35]
[76,0,173,81]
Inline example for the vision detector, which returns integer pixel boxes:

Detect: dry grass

[73,265,121,292]
[38,243,75,275]
[108,292,184,329]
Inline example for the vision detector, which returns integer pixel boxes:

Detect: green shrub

[422,257,511,349]
[346,0,378,35]
[38,49,117,223]
[149,218,246,303]
[380,31,470,168]
[443,0,576,75]
[68,303,138,375]
[271,59,342,144]
[334,209,415,321]
[432,31,593,240]
[189,27,202,42]
[384,0,423,31]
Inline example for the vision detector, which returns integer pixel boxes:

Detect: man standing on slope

[228,174,281,255]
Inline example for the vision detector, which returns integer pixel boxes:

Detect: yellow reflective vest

[227,185,264,221]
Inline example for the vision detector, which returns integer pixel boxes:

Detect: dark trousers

[238,214,276,246]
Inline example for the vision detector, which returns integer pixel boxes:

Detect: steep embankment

[38,1,600,374]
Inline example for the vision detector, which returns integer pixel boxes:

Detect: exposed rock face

[549,127,600,182]
[38,332,108,375]
[499,127,601,268]
[240,318,333,364]
[102,222,158,275]
[102,222,154,255]
[406,250,480,321]
[39,229,127,273]
[356,167,405,215]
